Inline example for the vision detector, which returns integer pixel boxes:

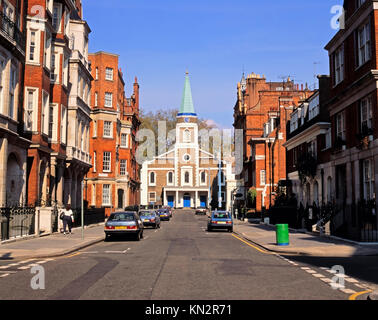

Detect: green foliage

[297,153,318,185]
[247,187,257,208]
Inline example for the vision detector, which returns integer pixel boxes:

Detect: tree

[139,108,218,155]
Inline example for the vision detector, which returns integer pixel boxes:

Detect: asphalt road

[0,210,366,300]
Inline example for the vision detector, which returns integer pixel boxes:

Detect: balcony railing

[67,146,92,166]
[0,11,26,52]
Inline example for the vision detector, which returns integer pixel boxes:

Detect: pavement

[233,220,378,257]
[0,224,105,261]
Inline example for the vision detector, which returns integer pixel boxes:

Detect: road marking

[320,278,333,283]
[0,274,10,278]
[105,248,130,254]
[19,259,35,264]
[301,267,311,270]
[341,289,357,295]
[64,252,82,259]
[35,261,48,264]
[305,270,317,274]
[312,273,325,278]
[349,290,372,301]
[18,266,32,270]
[0,266,10,270]
[345,278,360,283]
[232,234,272,254]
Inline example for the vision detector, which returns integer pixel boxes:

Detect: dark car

[105,211,144,241]
[195,207,208,216]
[139,210,161,229]
[207,211,233,232]
[157,209,170,221]
[163,206,173,218]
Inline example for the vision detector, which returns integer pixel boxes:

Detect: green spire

[178,71,196,116]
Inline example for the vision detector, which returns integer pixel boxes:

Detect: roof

[178,72,196,117]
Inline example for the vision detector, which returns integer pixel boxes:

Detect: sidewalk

[233,220,378,257]
[0,224,105,261]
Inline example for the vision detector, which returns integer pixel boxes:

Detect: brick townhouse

[23,0,91,213]
[233,73,312,213]
[323,0,378,240]
[0,0,30,207]
[284,76,332,212]
[86,51,140,217]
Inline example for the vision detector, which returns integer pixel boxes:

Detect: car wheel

[140,230,144,239]
[104,234,111,242]
[136,231,141,241]
[229,228,233,233]
[207,226,212,232]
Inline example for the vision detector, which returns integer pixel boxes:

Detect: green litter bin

[276,224,289,246]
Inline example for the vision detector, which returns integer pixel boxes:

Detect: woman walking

[62,205,74,235]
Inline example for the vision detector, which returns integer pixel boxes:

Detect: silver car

[105,211,144,241]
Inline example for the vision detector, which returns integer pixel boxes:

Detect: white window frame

[104,92,113,108]
[357,21,371,68]
[94,92,98,107]
[105,68,113,81]
[24,87,39,132]
[363,159,375,200]
[260,170,266,186]
[42,90,49,135]
[120,160,127,176]
[149,192,156,203]
[44,30,52,70]
[93,152,97,173]
[8,64,17,119]
[61,105,67,144]
[52,4,62,33]
[149,172,156,186]
[63,55,68,87]
[360,96,373,132]
[334,45,344,85]
[27,29,41,64]
[0,55,4,115]
[336,112,346,141]
[103,152,111,173]
[95,67,99,80]
[102,184,111,206]
[103,121,112,138]
[64,8,70,36]
[167,171,174,186]
[121,133,129,148]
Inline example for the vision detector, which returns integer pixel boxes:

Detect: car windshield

[158,210,167,213]
[213,212,230,219]
[140,211,154,217]
[108,213,135,221]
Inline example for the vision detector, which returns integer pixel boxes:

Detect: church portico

[163,187,210,209]
[141,72,233,211]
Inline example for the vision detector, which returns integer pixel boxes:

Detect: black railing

[0,11,26,51]
[72,208,105,228]
[0,206,36,241]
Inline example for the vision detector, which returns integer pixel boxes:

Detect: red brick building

[323,0,378,240]
[0,0,30,207]
[24,0,88,208]
[86,51,140,216]
[233,73,312,212]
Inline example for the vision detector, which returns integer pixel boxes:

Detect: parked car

[139,210,161,229]
[124,205,140,214]
[195,207,208,216]
[207,211,233,232]
[157,209,171,221]
[163,206,173,218]
[105,211,144,241]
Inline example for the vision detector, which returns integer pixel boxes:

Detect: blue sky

[82,0,343,128]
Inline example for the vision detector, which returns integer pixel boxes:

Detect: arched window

[201,171,206,184]
[168,172,173,185]
[185,172,190,184]
[150,172,155,185]
[184,129,191,143]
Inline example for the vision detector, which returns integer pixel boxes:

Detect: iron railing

[0,206,36,241]
[72,208,105,228]
[0,11,26,51]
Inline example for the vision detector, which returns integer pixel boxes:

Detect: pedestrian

[61,205,74,235]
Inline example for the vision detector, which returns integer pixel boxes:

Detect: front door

[200,196,207,208]
[183,195,191,208]
[167,196,174,208]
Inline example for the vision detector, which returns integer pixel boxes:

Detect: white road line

[19,259,35,264]
[0,266,10,270]
[345,278,360,283]
[330,283,345,289]
[320,267,329,270]
[305,270,317,274]
[35,261,48,264]
[320,278,333,283]
[81,251,99,254]
[312,273,326,278]
[340,288,357,295]
[301,267,311,270]
[18,266,32,270]
[7,263,20,267]
[0,274,10,278]
[355,284,367,289]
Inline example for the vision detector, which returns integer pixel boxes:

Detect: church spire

[178,71,196,117]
